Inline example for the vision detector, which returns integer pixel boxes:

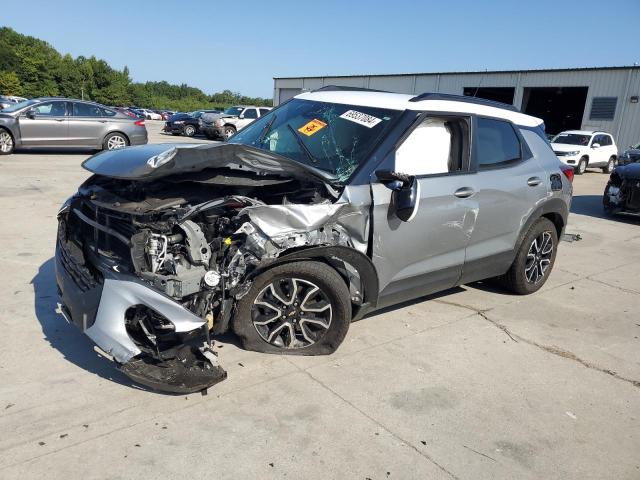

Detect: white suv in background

[550,130,618,174]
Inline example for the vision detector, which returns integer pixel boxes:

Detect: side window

[100,108,117,117]
[592,134,603,146]
[73,103,103,117]
[33,101,67,116]
[476,117,521,168]
[602,135,612,146]
[259,108,271,116]
[243,108,258,119]
[395,116,469,176]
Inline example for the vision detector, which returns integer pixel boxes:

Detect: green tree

[0,70,21,95]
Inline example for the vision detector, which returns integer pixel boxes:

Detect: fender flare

[515,198,568,254]
[251,245,380,312]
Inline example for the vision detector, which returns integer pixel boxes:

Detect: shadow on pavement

[571,194,640,224]
[32,258,144,390]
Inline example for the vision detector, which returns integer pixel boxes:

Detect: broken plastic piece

[561,233,582,242]
[118,344,227,394]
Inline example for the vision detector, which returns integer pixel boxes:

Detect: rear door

[68,102,109,147]
[459,116,548,283]
[372,114,478,305]
[18,100,69,146]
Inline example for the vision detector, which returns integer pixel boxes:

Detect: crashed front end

[55,143,368,393]
[604,163,640,216]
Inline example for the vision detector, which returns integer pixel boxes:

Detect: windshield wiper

[286,123,317,165]
[256,114,277,145]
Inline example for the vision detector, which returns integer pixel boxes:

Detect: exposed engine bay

[55,143,371,393]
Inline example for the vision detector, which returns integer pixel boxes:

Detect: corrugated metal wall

[274,68,640,150]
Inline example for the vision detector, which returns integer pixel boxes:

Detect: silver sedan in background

[0,97,148,154]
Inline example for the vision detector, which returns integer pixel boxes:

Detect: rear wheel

[234,261,351,355]
[575,157,587,175]
[103,132,129,150]
[500,218,558,295]
[603,156,616,174]
[0,129,14,155]
[183,124,196,137]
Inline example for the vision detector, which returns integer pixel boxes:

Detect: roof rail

[409,92,520,112]
[313,85,390,93]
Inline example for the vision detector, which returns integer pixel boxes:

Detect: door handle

[454,187,475,198]
[55,118,65,122]
[99,120,107,123]
[527,176,542,187]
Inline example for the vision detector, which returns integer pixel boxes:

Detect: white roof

[295,90,543,128]
[559,130,606,135]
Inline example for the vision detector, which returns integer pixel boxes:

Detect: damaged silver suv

[55,87,573,392]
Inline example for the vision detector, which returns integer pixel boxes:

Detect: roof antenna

[472,69,488,97]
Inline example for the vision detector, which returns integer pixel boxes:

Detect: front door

[18,101,69,146]
[372,114,478,306]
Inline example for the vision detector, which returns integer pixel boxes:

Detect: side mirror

[26,108,36,119]
[591,143,600,149]
[375,170,420,222]
[239,114,245,119]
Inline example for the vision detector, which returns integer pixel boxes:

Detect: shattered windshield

[229,99,400,182]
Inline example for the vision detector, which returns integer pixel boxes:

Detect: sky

[3,0,639,98]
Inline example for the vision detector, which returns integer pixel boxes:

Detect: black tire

[102,132,129,151]
[500,218,558,295]
[233,261,351,355]
[222,125,236,141]
[603,156,616,174]
[575,157,587,175]
[183,124,196,137]
[171,132,181,136]
[0,128,15,155]
[204,131,217,141]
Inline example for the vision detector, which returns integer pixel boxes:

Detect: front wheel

[103,132,129,151]
[233,261,351,355]
[222,125,236,141]
[575,157,587,175]
[603,156,616,174]
[500,218,558,295]
[183,124,196,137]
[0,129,14,155]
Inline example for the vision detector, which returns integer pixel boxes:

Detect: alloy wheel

[0,131,13,153]
[107,135,127,150]
[525,231,553,284]
[224,128,235,140]
[251,278,332,349]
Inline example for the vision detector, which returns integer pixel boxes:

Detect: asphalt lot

[0,120,638,479]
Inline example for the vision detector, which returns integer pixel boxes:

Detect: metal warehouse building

[273,66,640,150]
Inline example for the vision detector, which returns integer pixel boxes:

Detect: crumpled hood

[81,142,337,184]
[201,112,234,123]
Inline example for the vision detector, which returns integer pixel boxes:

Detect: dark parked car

[163,110,221,137]
[603,162,640,217]
[0,97,147,154]
[618,141,640,165]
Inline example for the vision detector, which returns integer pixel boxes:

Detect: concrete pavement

[0,121,638,479]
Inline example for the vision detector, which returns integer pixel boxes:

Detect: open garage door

[521,87,588,135]
[463,87,515,105]
[278,88,302,105]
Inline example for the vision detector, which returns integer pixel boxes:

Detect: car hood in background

[81,143,337,184]
[551,143,586,153]
[200,112,235,123]
[615,162,640,179]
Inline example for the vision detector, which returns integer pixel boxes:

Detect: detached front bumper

[55,215,226,393]
[163,122,185,134]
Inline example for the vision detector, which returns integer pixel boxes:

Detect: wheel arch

[104,130,130,146]
[250,245,379,320]
[0,125,16,143]
[518,199,568,253]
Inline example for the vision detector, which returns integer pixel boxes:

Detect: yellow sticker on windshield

[298,119,327,136]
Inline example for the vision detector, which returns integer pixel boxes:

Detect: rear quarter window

[476,117,521,168]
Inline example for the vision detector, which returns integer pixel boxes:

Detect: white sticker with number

[339,110,382,128]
